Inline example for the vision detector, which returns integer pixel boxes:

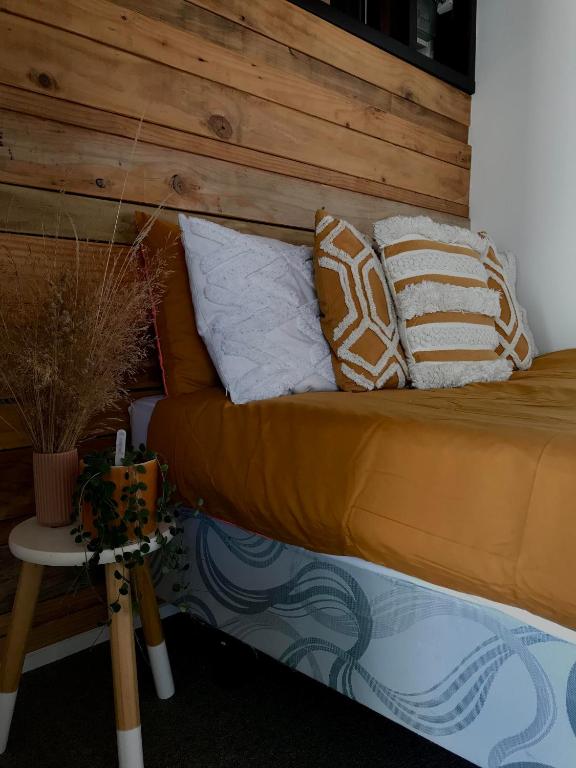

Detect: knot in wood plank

[207,115,233,140]
[170,174,186,195]
[28,70,58,91]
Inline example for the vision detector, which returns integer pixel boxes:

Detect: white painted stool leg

[0,562,44,754]
[105,564,144,768]
[147,641,175,700]
[117,726,144,768]
[134,561,175,700]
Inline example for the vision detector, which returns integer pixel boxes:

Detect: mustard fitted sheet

[149,350,576,628]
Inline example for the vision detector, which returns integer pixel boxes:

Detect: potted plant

[0,217,166,526]
[72,443,187,613]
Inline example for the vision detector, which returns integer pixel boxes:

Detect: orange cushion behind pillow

[135,213,218,396]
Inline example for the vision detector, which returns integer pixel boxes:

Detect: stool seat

[9,517,172,567]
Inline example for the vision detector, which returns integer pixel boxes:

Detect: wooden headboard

[0,0,471,646]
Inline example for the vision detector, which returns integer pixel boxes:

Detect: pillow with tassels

[479,233,537,370]
[374,216,513,390]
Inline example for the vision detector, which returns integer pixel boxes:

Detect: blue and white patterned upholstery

[157,512,576,768]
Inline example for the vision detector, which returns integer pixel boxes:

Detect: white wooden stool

[0,517,176,768]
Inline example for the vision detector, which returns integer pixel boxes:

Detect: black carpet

[5,614,474,767]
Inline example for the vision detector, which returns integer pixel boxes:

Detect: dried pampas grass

[0,209,167,454]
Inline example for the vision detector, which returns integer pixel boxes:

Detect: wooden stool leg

[0,562,43,754]
[134,561,175,700]
[105,563,143,768]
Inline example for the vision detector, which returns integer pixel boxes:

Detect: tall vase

[33,449,79,527]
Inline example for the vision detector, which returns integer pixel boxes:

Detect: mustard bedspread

[148,349,576,628]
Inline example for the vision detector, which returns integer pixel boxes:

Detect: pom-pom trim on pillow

[374,216,513,390]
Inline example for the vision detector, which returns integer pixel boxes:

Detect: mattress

[143,349,576,627]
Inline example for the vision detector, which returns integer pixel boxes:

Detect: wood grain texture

[0,388,160,452]
[0,231,128,283]
[0,586,108,654]
[115,0,468,143]
[0,184,315,246]
[0,85,468,218]
[0,110,468,234]
[105,562,141,731]
[0,13,469,205]
[0,436,125,527]
[0,231,161,443]
[5,0,470,169]
[0,449,34,526]
[186,0,471,126]
[0,544,78,616]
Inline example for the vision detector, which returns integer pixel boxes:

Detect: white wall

[470,0,576,353]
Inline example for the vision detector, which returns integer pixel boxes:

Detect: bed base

[156,512,576,768]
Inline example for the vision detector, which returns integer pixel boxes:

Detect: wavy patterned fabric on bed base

[156,513,576,768]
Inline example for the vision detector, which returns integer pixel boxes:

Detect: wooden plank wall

[0,0,471,650]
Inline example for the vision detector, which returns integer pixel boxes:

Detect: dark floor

[5,614,474,767]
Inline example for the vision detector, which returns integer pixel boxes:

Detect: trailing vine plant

[71,445,190,617]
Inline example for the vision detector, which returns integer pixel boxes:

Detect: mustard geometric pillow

[374,216,513,390]
[313,210,407,391]
[479,234,537,370]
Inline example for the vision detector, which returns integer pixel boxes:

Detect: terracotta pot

[33,449,79,527]
[81,459,158,542]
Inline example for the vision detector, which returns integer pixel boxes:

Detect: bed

[131,349,576,768]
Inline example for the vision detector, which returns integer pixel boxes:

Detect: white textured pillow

[179,215,336,404]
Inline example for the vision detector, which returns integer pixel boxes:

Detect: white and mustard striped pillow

[374,216,513,389]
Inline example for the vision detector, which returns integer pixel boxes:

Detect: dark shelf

[289,0,476,95]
